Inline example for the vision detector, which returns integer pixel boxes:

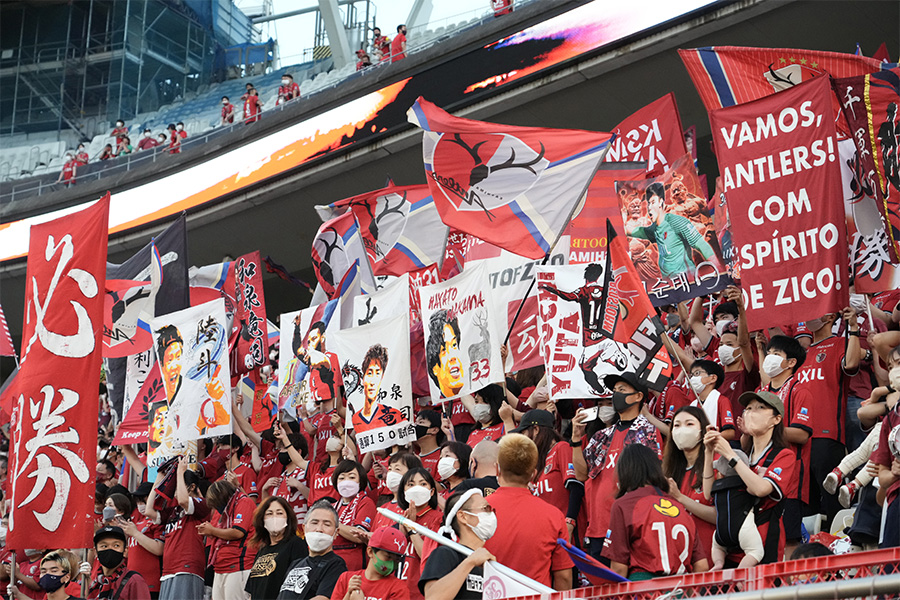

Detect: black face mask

[97,548,124,570]
[611,391,634,414]
[278,452,292,467]
[414,425,430,439]
[39,573,66,592]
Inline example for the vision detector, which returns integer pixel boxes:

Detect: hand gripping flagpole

[375,507,555,596]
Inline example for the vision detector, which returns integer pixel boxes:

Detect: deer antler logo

[312,228,343,288]
[433,133,549,218]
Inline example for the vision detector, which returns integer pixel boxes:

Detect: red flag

[8,194,109,551]
[348,184,449,276]
[602,219,672,392]
[112,363,164,446]
[0,304,15,357]
[231,251,269,377]
[604,93,688,176]
[311,212,372,299]
[709,76,848,330]
[408,97,613,259]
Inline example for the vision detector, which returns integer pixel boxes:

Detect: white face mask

[437,456,457,481]
[305,531,334,552]
[306,399,318,415]
[689,375,707,393]
[715,319,734,337]
[265,516,287,533]
[336,480,360,498]
[890,367,900,392]
[672,427,701,450]
[158,137,166,143]
[762,354,787,378]
[597,405,617,424]
[143,131,150,138]
[690,337,704,353]
[385,470,403,493]
[849,294,868,315]
[282,79,290,85]
[718,344,738,366]
[462,511,498,541]
[471,404,492,424]
[325,437,342,453]
[176,124,183,131]
[404,485,432,507]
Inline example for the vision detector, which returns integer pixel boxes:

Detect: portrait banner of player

[536,263,632,400]
[616,153,732,306]
[710,75,849,330]
[149,298,233,444]
[836,137,900,292]
[277,300,341,414]
[833,68,900,269]
[603,93,688,176]
[331,313,415,453]
[712,176,739,282]
[418,261,504,402]
[7,195,109,551]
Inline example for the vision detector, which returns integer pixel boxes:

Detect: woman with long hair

[244,496,307,599]
[203,479,259,599]
[662,405,716,558]
[465,384,507,448]
[395,467,444,600]
[331,460,376,571]
[436,441,471,507]
[602,445,709,580]
[703,391,797,564]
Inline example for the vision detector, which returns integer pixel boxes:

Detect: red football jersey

[127,516,164,591]
[307,409,339,461]
[256,439,283,493]
[678,472,713,561]
[691,390,735,432]
[307,462,338,504]
[534,440,578,515]
[584,427,628,538]
[417,448,441,480]
[794,336,853,443]
[212,492,256,572]
[233,461,259,498]
[466,422,505,448]
[333,494,377,571]
[602,486,705,576]
[161,497,211,577]
[16,556,43,600]
[721,367,760,417]
[372,499,402,531]
[274,465,309,524]
[661,380,692,422]
[448,398,475,426]
[332,569,409,600]
[395,506,443,600]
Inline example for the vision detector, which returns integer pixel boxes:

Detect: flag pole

[502,143,613,347]
[376,507,555,596]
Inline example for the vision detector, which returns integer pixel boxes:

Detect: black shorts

[783,498,806,542]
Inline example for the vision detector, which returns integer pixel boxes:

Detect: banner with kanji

[347,184,449,276]
[331,313,415,453]
[710,75,849,329]
[149,298,232,454]
[833,68,900,268]
[604,93,687,176]
[564,162,647,265]
[277,300,342,413]
[7,195,109,551]
[408,97,612,259]
[616,153,732,305]
[536,262,631,400]
[231,251,269,376]
[838,138,900,292]
[418,261,504,402]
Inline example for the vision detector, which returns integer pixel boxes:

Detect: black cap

[511,409,555,433]
[94,525,127,546]
[134,482,154,498]
[603,372,648,397]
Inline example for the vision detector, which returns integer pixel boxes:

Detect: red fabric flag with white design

[7,194,110,551]
[0,304,15,357]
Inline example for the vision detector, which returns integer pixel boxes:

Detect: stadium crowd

[1,281,899,600]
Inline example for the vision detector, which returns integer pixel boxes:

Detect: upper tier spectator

[136,129,159,151]
[75,143,89,165]
[277,74,300,105]
[221,96,235,125]
[176,122,187,139]
[371,27,391,62]
[111,119,128,145]
[391,24,407,62]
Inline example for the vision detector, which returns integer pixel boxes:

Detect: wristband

[565,517,577,526]
[887,385,896,394]
[848,330,860,337]
[569,439,582,447]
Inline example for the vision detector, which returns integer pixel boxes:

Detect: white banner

[353,273,410,326]
[277,300,342,414]
[419,262,504,402]
[536,263,631,400]
[331,314,415,453]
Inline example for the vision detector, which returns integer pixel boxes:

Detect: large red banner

[604,93,687,177]
[709,76,848,330]
[7,195,110,551]
[231,251,269,377]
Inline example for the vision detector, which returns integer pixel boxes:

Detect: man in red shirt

[276,73,301,105]
[111,119,128,145]
[794,308,863,531]
[87,526,151,600]
[572,371,663,561]
[74,143,90,165]
[221,96,235,125]
[136,129,159,151]
[371,27,391,62]
[166,124,181,154]
[390,25,407,62]
[331,527,409,600]
[485,433,572,590]
[56,153,77,187]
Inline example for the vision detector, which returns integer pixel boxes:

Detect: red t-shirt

[62,159,76,181]
[466,422,505,448]
[871,405,900,504]
[75,151,89,165]
[584,427,628,538]
[534,441,577,515]
[372,499,402,531]
[720,367,760,417]
[795,336,853,443]
[485,487,573,587]
[448,398,475,426]
[233,461,259,499]
[767,378,813,503]
[417,448,440,480]
[661,380,692,422]
[331,570,409,600]
[16,556,43,600]
[602,486,705,576]
[746,446,796,562]
[257,439,283,493]
[366,455,392,502]
[128,516,164,591]
[112,126,128,144]
[212,492,257,572]
[691,390,735,432]
[394,506,443,600]
[308,462,339,504]
[274,465,309,524]
[390,33,406,62]
[161,496,211,577]
[678,470,713,561]
[308,410,339,461]
[334,494,377,571]
[871,290,900,313]
[244,95,261,121]
[222,103,235,123]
